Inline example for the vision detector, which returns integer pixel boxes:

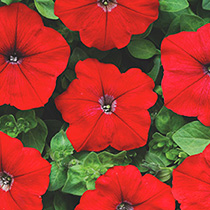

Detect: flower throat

[6,50,23,64]
[99,94,116,114]
[98,0,117,12]
[0,172,13,192]
[117,202,134,210]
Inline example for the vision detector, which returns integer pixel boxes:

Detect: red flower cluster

[161,24,210,126]
[0,131,51,210]
[54,0,159,51]
[172,144,210,209]
[75,165,175,210]
[55,59,157,152]
[0,3,70,110]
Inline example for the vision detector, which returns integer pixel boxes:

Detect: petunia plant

[1,0,210,210]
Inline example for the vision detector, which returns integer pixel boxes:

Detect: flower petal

[0,190,21,210]
[172,144,210,209]
[134,174,175,210]
[111,109,151,150]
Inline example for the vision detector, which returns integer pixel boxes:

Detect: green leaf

[159,0,189,12]
[62,165,87,196]
[127,38,158,59]
[180,14,206,31]
[43,192,55,210]
[148,55,161,81]
[16,110,37,133]
[98,151,131,168]
[21,118,48,153]
[84,152,102,169]
[50,130,74,161]
[155,106,186,134]
[69,47,88,69]
[134,150,165,172]
[131,24,153,40]
[34,0,59,20]
[149,132,174,166]
[202,0,210,10]
[1,0,21,5]
[0,114,19,137]
[156,168,172,182]
[172,121,210,155]
[53,192,68,210]
[48,162,67,191]
[166,16,181,36]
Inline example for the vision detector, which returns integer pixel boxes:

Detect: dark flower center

[101,0,109,5]
[0,172,13,192]
[117,202,134,210]
[98,0,117,12]
[207,65,210,73]
[99,94,116,114]
[6,51,23,64]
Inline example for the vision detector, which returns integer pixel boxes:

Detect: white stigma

[0,172,13,192]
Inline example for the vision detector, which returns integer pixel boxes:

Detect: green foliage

[133,151,174,182]
[0,115,19,137]
[202,0,210,10]
[155,106,186,134]
[127,38,159,59]
[21,118,48,153]
[159,0,189,12]
[48,162,67,191]
[147,55,161,81]
[16,110,38,133]
[150,133,176,164]
[0,110,37,137]
[180,14,206,31]
[50,130,74,161]
[47,130,131,196]
[1,0,21,5]
[48,130,74,191]
[62,151,131,196]
[34,0,58,20]
[131,24,153,40]
[69,48,88,69]
[172,121,210,155]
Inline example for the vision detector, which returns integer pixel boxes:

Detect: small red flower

[172,144,210,210]
[54,0,159,51]
[55,59,157,152]
[0,3,70,110]
[0,131,51,210]
[161,24,210,126]
[75,165,175,210]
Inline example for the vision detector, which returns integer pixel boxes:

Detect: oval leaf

[127,38,158,59]
[159,0,189,12]
[172,121,210,155]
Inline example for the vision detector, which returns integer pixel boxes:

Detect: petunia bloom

[75,165,175,210]
[55,58,157,152]
[172,144,210,210]
[161,23,210,126]
[0,3,70,110]
[0,131,51,210]
[54,0,159,51]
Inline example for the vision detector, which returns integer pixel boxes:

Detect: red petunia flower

[75,165,175,210]
[0,131,51,210]
[55,59,157,152]
[0,3,70,110]
[172,144,210,210]
[54,0,159,51]
[161,24,210,126]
